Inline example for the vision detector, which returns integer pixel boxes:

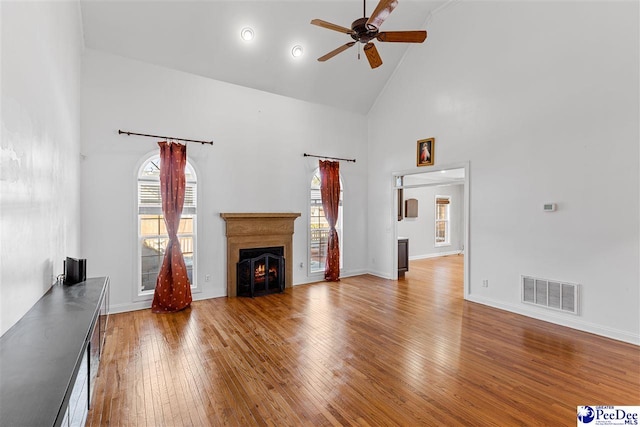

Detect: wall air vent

[521,275,579,315]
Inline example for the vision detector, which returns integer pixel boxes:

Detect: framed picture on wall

[417,138,435,167]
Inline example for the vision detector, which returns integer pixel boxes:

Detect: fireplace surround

[220,213,300,297]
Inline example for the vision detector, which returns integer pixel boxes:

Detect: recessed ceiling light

[291,45,304,58]
[241,27,254,41]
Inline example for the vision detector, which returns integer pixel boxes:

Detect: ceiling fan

[311,0,427,69]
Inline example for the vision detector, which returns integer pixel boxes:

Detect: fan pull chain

[358,43,361,60]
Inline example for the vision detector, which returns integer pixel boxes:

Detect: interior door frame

[391,161,470,299]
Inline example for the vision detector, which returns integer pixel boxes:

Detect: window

[137,155,197,295]
[309,170,343,273]
[435,196,450,246]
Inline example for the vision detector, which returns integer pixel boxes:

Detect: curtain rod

[303,153,356,163]
[118,129,213,145]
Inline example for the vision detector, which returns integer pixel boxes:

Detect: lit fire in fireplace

[254,264,278,284]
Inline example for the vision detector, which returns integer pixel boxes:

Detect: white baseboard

[293,268,370,286]
[340,268,368,278]
[109,291,227,314]
[466,294,640,346]
[367,269,394,280]
[108,272,637,347]
[409,250,463,261]
[109,300,151,314]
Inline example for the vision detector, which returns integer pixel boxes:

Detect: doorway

[392,163,469,298]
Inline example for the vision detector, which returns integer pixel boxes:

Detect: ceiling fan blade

[377,31,427,43]
[310,19,354,35]
[366,0,399,30]
[317,42,356,62]
[363,43,383,69]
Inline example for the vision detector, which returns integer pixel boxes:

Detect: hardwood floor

[87,256,640,426]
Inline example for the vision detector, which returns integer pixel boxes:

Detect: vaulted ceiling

[80,1,445,114]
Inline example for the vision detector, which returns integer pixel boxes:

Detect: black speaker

[64,257,86,285]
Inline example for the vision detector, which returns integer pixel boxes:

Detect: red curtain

[319,160,340,282]
[152,141,192,313]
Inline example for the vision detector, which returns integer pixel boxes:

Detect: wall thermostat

[543,203,557,212]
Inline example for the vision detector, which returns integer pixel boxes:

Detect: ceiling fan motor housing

[350,17,378,43]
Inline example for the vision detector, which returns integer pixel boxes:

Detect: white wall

[368,1,639,343]
[398,184,464,258]
[81,50,368,313]
[0,1,83,335]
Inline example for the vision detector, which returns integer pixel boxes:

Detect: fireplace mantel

[220,213,300,297]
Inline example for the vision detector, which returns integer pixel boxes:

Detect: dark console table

[398,238,409,277]
[0,277,109,426]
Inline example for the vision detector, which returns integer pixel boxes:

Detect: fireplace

[220,213,300,297]
[237,246,285,297]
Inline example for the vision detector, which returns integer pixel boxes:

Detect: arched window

[309,169,343,273]
[137,154,197,295]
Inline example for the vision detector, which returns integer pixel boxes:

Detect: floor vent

[521,275,579,315]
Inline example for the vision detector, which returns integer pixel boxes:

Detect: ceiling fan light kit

[311,0,427,69]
